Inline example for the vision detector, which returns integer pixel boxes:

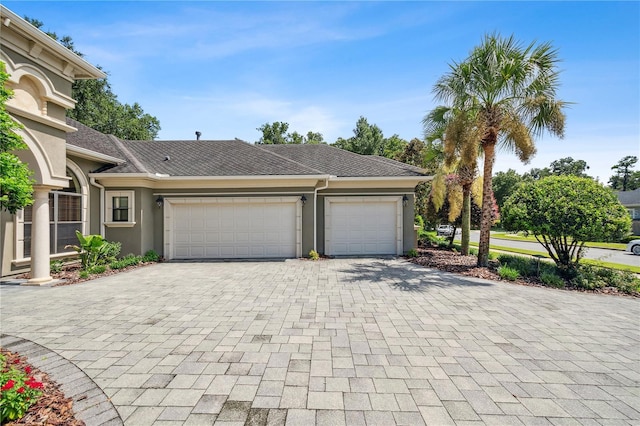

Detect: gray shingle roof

[259,144,425,177]
[66,118,127,161]
[616,189,640,207]
[65,119,426,178]
[106,140,324,176]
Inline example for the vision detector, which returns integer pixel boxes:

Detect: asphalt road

[462,230,639,267]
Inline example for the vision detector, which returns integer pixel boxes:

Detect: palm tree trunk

[478,141,496,267]
[461,183,471,255]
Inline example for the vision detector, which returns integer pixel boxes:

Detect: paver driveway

[1,258,639,425]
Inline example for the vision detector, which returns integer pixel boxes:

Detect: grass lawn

[467,242,640,274]
[491,232,627,251]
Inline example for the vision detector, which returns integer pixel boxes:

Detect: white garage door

[325,196,402,256]
[166,198,300,259]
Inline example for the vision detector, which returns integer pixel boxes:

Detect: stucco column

[25,187,52,285]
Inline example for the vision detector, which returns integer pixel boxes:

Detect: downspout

[90,177,105,237]
[313,176,331,252]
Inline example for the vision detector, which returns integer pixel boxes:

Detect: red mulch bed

[409,245,639,297]
[1,350,84,426]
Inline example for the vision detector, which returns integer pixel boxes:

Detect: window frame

[105,190,136,227]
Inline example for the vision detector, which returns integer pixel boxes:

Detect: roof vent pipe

[195,131,201,140]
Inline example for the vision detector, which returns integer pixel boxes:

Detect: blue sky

[6,1,639,182]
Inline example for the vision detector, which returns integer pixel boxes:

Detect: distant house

[616,188,640,235]
[0,6,431,283]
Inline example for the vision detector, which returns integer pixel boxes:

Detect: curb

[0,334,123,426]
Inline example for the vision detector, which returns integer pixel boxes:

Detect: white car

[437,225,454,237]
[626,240,640,255]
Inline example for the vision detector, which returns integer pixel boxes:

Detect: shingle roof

[616,189,640,207]
[259,144,425,177]
[65,120,427,178]
[106,140,324,176]
[66,118,127,161]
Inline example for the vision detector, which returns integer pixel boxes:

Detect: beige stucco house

[0,6,105,283]
[1,7,430,283]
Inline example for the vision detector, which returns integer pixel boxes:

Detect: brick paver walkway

[1,258,638,425]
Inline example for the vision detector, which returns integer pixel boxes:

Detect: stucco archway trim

[12,117,69,188]
[1,53,76,109]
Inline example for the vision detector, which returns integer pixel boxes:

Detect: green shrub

[488,251,498,260]
[88,265,106,275]
[571,265,640,293]
[50,260,64,274]
[406,249,418,258]
[469,248,478,256]
[540,271,565,288]
[65,231,121,270]
[498,266,520,281]
[109,254,142,270]
[497,254,535,277]
[142,250,160,263]
[102,241,121,263]
[308,250,320,261]
[79,270,89,279]
[418,230,447,247]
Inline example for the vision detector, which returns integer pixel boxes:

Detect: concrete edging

[0,334,123,426]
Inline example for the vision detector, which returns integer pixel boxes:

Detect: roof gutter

[89,177,105,237]
[66,144,125,165]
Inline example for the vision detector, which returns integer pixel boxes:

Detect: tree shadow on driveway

[338,258,494,293]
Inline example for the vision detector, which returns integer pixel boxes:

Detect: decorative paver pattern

[1,258,639,425]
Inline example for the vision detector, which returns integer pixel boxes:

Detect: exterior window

[105,191,135,227]
[112,196,129,222]
[23,192,82,256]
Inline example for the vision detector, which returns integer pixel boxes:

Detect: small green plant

[50,260,64,274]
[540,271,565,288]
[88,265,107,275]
[102,241,121,263]
[406,249,418,258]
[65,231,121,271]
[110,254,142,270]
[142,250,160,263]
[0,353,44,422]
[497,254,535,277]
[498,265,520,281]
[308,250,320,261]
[78,270,89,279]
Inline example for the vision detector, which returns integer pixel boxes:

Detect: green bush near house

[142,250,160,263]
[497,266,520,281]
[540,271,565,288]
[406,249,418,258]
[88,265,106,275]
[65,231,120,271]
[50,260,64,274]
[497,254,536,277]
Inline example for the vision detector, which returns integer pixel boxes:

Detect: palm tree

[423,106,482,255]
[434,34,567,266]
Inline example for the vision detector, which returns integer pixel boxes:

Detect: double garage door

[165,196,403,259]
[166,197,300,259]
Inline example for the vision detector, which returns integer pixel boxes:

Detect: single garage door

[166,197,300,259]
[325,196,402,256]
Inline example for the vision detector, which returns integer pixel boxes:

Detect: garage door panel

[171,200,297,259]
[327,199,400,256]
